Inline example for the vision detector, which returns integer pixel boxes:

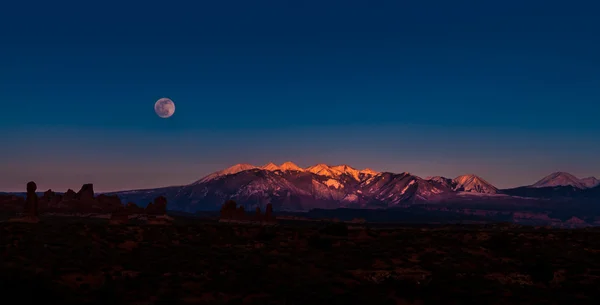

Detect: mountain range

[106,162,600,213]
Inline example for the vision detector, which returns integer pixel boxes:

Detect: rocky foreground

[1,218,600,305]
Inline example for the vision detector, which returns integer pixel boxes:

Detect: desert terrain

[2,216,600,305]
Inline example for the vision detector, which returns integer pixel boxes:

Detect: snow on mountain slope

[331,165,362,180]
[426,176,459,190]
[581,177,600,188]
[360,168,379,175]
[306,164,377,181]
[324,179,344,189]
[279,161,305,172]
[198,162,377,186]
[306,164,339,177]
[160,170,319,212]
[453,174,498,194]
[359,172,451,205]
[531,172,588,189]
[112,162,572,213]
[112,166,453,212]
[261,162,280,171]
[194,163,257,184]
[219,163,257,175]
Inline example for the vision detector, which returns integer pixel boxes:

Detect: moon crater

[154,98,175,118]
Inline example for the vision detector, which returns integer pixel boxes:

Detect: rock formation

[219,200,249,221]
[145,196,171,225]
[219,201,276,223]
[25,181,39,218]
[97,194,124,213]
[37,183,128,214]
[264,203,275,222]
[39,189,57,211]
[236,206,246,220]
[8,181,40,223]
[62,189,77,201]
[126,202,144,214]
[220,200,238,220]
[255,206,262,221]
[145,196,167,215]
[77,184,95,202]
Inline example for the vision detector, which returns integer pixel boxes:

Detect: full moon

[154,98,175,118]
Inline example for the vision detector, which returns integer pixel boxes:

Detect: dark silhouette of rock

[97,194,123,213]
[39,189,56,211]
[126,202,144,214]
[145,196,167,215]
[63,189,76,201]
[235,206,246,220]
[146,197,172,225]
[264,203,275,222]
[255,206,263,221]
[77,184,95,202]
[25,181,39,217]
[220,200,237,220]
[8,181,40,223]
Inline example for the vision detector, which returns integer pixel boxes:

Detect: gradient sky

[1,0,600,192]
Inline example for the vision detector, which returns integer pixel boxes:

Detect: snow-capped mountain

[425,174,498,194]
[108,163,600,213]
[581,177,600,188]
[194,163,257,184]
[261,162,280,171]
[531,172,590,189]
[426,176,459,190]
[110,162,460,212]
[279,161,305,172]
[453,174,499,194]
[305,163,378,181]
[359,172,452,204]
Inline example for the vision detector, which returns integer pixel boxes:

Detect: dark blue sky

[1,0,599,191]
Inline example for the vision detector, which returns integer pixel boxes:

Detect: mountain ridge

[103,162,596,212]
[531,172,594,189]
[15,162,594,213]
[453,174,499,194]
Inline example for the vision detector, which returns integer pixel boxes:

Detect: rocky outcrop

[43,184,106,213]
[3,182,177,221]
[220,200,238,220]
[145,196,167,215]
[97,194,124,213]
[264,203,275,222]
[77,184,95,202]
[8,181,40,223]
[39,189,58,210]
[219,200,276,223]
[236,206,246,220]
[218,200,250,221]
[25,181,39,218]
[112,196,170,224]
[126,202,144,214]
[255,207,262,221]
[63,189,77,201]
[145,196,172,225]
